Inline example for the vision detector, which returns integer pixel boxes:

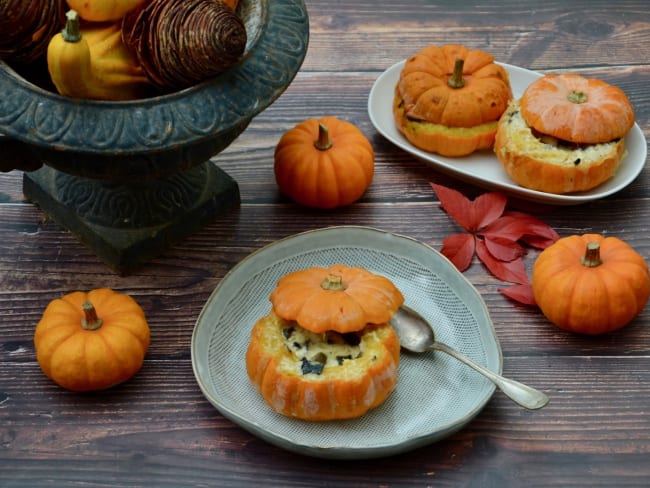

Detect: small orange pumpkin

[520,74,635,144]
[34,288,150,391]
[532,234,650,335]
[274,117,375,209]
[393,44,513,156]
[269,264,405,333]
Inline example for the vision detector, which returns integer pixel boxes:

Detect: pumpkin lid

[396,44,513,128]
[269,264,405,334]
[519,74,635,144]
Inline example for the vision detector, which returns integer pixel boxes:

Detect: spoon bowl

[390,306,550,410]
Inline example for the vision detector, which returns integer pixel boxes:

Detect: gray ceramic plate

[191,226,502,459]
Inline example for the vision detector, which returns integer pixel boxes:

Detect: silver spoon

[390,306,550,410]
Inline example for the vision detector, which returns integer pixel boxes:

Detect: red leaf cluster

[431,183,559,305]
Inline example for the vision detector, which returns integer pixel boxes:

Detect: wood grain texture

[2,0,650,486]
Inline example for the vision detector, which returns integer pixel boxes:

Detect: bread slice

[494,100,626,194]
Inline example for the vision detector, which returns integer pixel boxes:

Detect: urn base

[23,161,240,274]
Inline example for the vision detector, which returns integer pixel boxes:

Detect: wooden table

[2,0,649,486]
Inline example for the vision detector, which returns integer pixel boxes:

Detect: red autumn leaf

[483,235,525,262]
[430,183,560,306]
[475,239,529,284]
[501,211,560,245]
[431,183,507,232]
[431,183,475,231]
[480,215,535,242]
[499,283,537,305]
[520,234,558,249]
[440,233,476,271]
[471,191,508,230]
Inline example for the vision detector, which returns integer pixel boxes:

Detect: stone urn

[0,0,309,273]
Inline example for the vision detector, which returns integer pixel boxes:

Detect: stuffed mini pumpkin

[532,234,650,334]
[494,74,635,194]
[34,288,150,391]
[274,117,375,209]
[246,264,404,421]
[394,44,513,157]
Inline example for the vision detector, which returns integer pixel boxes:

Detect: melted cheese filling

[499,100,623,167]
[282,324,362,374]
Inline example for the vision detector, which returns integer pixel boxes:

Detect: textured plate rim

[368,60,647,205]
[191,226,502,459]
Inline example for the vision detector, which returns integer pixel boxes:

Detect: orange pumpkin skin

[246,312,400,421]
[532,234,650,335]
[269,264,405,334]
[66,0,148,21]
[394,44,512,156]
[34,288,150,391]
[274,117,374,209]
[520,74,635,144]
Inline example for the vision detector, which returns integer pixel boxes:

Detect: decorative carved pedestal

[23,161,239,274]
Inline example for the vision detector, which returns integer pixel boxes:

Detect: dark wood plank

[301,0,650,71]
[2,199,650,356]
[2,357,649,487]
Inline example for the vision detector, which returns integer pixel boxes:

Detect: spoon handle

[430,341,549,410]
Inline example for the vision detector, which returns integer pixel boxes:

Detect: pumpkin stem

[321,274,346,291]
[62,10,82,43]
[581,242,603,268]
[81,301,103,331]
[447,59,466,89]
[313,123,333,151]
[568,90,588,104]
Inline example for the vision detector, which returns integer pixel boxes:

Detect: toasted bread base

[494,100,626,194]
